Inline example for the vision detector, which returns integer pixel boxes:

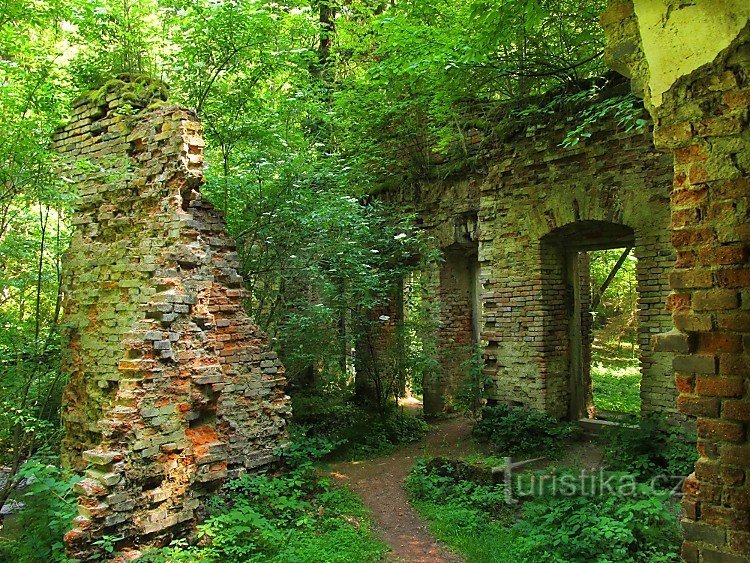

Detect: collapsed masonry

[52,78,289,559]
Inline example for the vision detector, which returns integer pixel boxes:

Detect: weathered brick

[674,354,717,374]
[670,269,714,289]
[56,80,290,560]
[700,246,749,266]
[693,289,740,311]
[678,395,721,417]
[695,376,744,397]
[717,269,750,289]
[698,419,745,442]
[697,334,743,354]
[723,400,750,421]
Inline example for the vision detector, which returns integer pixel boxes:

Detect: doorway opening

[589,247,640,419]
[540,220,642,421]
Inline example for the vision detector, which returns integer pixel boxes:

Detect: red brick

[689,164,708,184]
[695,376,745,397]
[717,268,750,289]
[701,506,750,531]
[720,465,746,486]
[676,250,697,268]
[682,498,699,521]
[672,227,715,248]
[672,209,702,229]
[698,440,721,459]
[695,459,721,483]
[720,354,750,376]
[694,114,744,137]
[723,89,750,110]
[675,144,709,165]
[721,444,750,466]
[693,289,740,311]
[706,199,738,221]
[700,245,750,266]
[653,121,693,148]
[676,374,695,393]
[717,312,750,332]
[672,186,708,205]
[697,333,743,354]
[670,271,714,290]
[698,418,745,442]
[678,395,721,417]
[723,400,750,422]
[728,530,750,554]
[724,487,750,510]
[712,177,750,200]
[666,293,691,312]
[681,541,699,563]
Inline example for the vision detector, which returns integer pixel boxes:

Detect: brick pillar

[52,77,289,559]
[603,3,749,560]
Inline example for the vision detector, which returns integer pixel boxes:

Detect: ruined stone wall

[603,2,750,560]
[52,79,289,559]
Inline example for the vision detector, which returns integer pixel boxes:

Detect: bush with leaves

[515,471,680,562]
[406,459,681,563]
[603,416,698,483]
[0,461,81,563]
[472,404,578,456]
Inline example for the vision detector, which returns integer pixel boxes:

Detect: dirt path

[327,414,486,562]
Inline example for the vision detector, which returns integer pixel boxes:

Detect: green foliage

[0,460,82,563]
[515,473,680,562]
[407,459,681,563]
[290,394,428,460]
[406,459,506,515]
[456,344,492,415]
[472,405,577,456]
[603,416,698,482]
[562,93,647,147]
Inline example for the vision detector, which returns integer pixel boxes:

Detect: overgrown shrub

[603,416,698,482]
[516,472,681,562]
[406,459,506,516]
[0,461,81,563]
[406,459,681,563]
[291,391,428,459]
[472,404,577,456]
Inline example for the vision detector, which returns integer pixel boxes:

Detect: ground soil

[327,410,486,562]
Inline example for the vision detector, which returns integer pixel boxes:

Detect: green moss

[83,73,169,108]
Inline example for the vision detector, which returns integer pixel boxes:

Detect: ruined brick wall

[478,113,674,419]
[435,248,478,411]
[384,180,480,414]
[52,79,289,559]
[387,106,675,420]
[603,2,750,560]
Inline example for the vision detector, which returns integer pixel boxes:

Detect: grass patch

[413,500,524,562]
[591,345,641,415]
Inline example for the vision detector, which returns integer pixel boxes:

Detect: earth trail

[328,413,485,563]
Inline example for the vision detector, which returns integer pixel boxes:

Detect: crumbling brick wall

[478,111,674,419]
[387,103,675,420]
[51,78,290,559]
[602,1,749,560]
